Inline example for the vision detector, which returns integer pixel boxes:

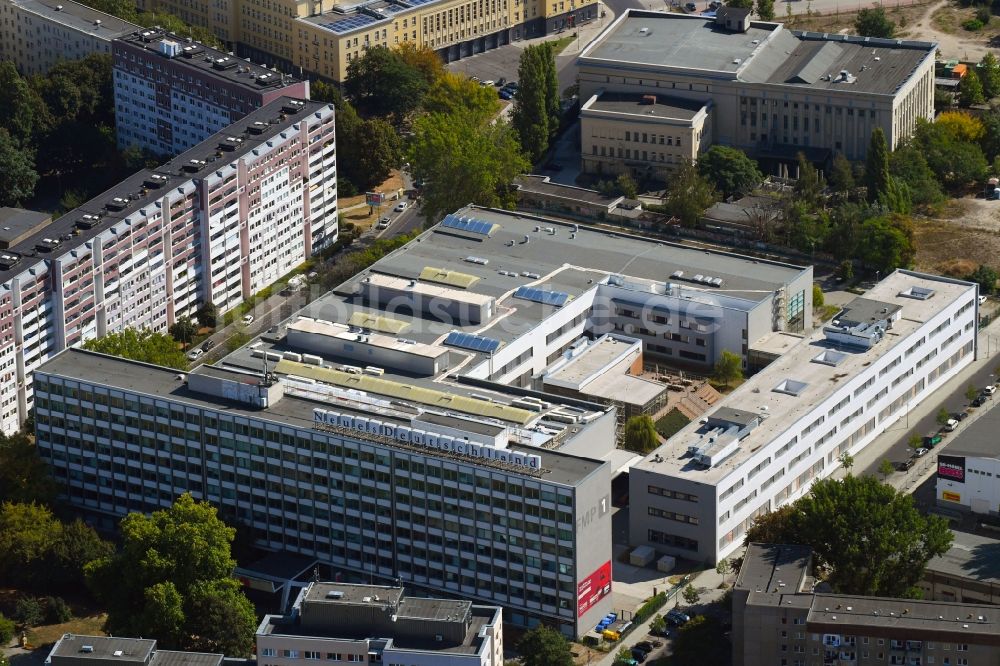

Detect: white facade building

[935,406,1000,515]
[0,0,138,75]
[630,271,978,564]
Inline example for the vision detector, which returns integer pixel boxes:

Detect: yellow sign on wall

[942,491,962,502]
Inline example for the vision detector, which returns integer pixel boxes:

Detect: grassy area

[27,614,107,648]
[548,33,577,55]
[931,2,967,33]
[815,304,842,323]
[788,1,930,35]
[654,408,691,441]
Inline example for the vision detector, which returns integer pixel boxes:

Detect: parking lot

[445,43,526,86]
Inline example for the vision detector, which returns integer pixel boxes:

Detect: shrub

[633,592,668,624]
[977,6,991,22]
[0,613,14,644]
[963,18,985,30]
[44,596,72,624]
[15,596,44,627]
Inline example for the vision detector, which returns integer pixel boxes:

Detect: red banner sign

[578,560,612,617]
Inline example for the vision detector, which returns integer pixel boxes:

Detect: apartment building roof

[148,653,223,666]
[736,543,812,594]
[303,583,405,607]
[48,635,155,664]
[631,271,974,484]
[925,530,1000,586]
[115,28,300,90]
[0,97,327,286]
[0,207,51,248]
[582,92,708,121]
[8,0,138,36]
[582,10,935,96]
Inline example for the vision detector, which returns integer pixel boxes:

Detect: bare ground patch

[914,201,1000,274]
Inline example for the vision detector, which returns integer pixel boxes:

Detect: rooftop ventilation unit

[282,100,306,114]
[212,56,238,70]
[181,45,203,57]
[773,378,808,397]
[0,252,21,270]
[325,590,345,600]
[219,136,243,151]
[143,174,168,188]
[158,40,181,57]
[247,121,269,135]
[106,197,129,211]
[464,256,489,265]
[76,214,100,230]
[81,646,95,654]
[182,159,207,172]
[899,285,935,301]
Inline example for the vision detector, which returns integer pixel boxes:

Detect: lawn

[655,408,691,441]
[548,33,577,55]
[27,614,107,648]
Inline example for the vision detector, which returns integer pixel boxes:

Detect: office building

[0,0,138,75]
[257,582,503,665]
[629,271,978,565]
[0,96,336,434]
[113,28,309,155]
[45,634,223,666]
[577,10,936,179]
[734,543,1000,666]
[33,206,815,635]
[136,0,598,82]
[919,530,1000,605]
[936,404,1000,515]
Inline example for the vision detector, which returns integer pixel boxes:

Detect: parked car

[666,609,690,625]
[631,648,649,663]
[954,411,969,421]
[897,459,916,472]
[377,216,392,229]
[980,295,989,305]
[913,448,929,458]
[499,90,513,100]
[187,348,204,361]
[634,641,659,652]
[984,385,997,396]
[496,77,506,87]
[201,339,215,352]
[243,314,254,325]
[973,395,987,407]
[684,2,696,10]
[924,434,942,447]
[943,418,959,432]
[503,81,518,91]
[481,79,495,87]
[395,201,408,212]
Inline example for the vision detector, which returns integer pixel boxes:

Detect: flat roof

[581,11,776,73]
[582,10,936,96]
[395,597,471,621]
[10,0,138,35]
[303,582,405,607]
[582,92,707,121]
[49,636,155,662]
[835,297,902,326]
[938,398,1000,459]
[0,97,325,286]
[0,207,51,248]
[926,530,1000,586]
[547,336,637,387]
[632,271,975,484]
[116,29,301,90]
[149,653,223,666]
[38,349,606,486]
[736,543,812,594]
[807,594,1000,641]
[514,175,622,207]
[288,317,448,359]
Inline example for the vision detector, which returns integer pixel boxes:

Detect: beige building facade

[138,0,597,81]
[577,10,936,173]
[580,92,711,181]
[735,544,1000,666]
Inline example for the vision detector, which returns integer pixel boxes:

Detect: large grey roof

[925,530,1000,586]
[9,0,138,36]
[943,403,1000,459]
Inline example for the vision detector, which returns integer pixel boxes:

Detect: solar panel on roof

[440,214,497,236]
[444,331,502,354]
[406,0,438,7]
[513,286,570,307]
[323,14,380,34]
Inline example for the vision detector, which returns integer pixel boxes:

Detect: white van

[943,418,959,432]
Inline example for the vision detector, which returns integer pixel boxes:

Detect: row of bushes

[0,595,73,643]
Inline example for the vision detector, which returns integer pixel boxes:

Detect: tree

[0,61,47,145]
[967,264,999,295]
[838,452,855,472]
[0,129,39,206]
[46,519,114,588]
[15,596,44,627]
[745,475,952,597]
[83,328,188,369]
[715,558,732,580]
[839,259,855,281]
[169,320,197,348]
[541,42,560,139]
[623,415,659,453]
[85,494,256,655]
[512,44,556,163]
[829,153,854,193]
[516,625,574,666]
[959,69,986,107]
[878,458,895,481]
[351,118,402,189]
[745,505,800,545]
[613,647,634,665]
[936,110,986,143]
[672,616,729,666]
[408,110,529,222]
[0,432,57,505]
[44,596,72,624]
[713,350,744,387]
[196,301,218,329]
[908,433,924,450]
[344,46,428,119]
[857,214,915,273]
[423,72,500,124]
[936,407,951,427]
[0,502,62,585]
[812,284,825,308]
[726,0,753,7]
[793,153,825,205]
[395,43,445,86]
[650,614,667,635]
[865,127,891,203]
[889,141,945,206]
[665,161,717,227]
[755,0,775,20]
[982,53,1000,100]
[615,172,638,199]
[697,145,763,198]
[967,384,979,401]
[855,7,896,38]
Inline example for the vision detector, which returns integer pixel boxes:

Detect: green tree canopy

[83,328,188,369]
[0,128,39,206]
[855,7,896,37]
[85,494,256,655]
[793,152,825,204]
[865,127,891,203]
[512,43,560,162]
[745,475,953,597]
[889,141,945,207]
[979,53,1000,100]
[697,145,763,198]
[623,415,659,454]
[344,46,428,119]
[0,502,62,585]
[672,616,730,666]
[423,72,500,123]
[959,69,986,107]
[829,153,855,193]
[516,625,574,666]
[967,264,999,295]
[408,109,528,221]
[755,0,775,20]
[0,431,56,505]
[858,213,915,273]
[665,161,717,227]
[713,350,744,387]
[912,118,988,191]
